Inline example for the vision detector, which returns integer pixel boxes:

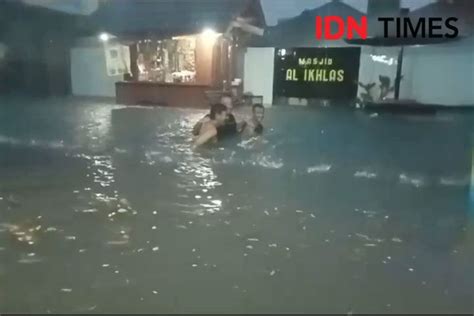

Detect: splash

[0,134,68,150]
[355,233,384,243]
[145,151,175,164]
[18,257,44,264]
[399,173,424,187]
[307,164,332,174]
[237,137,261,150]
[439,176,470,187]
[354,170,377,179]
[257,155,284,169]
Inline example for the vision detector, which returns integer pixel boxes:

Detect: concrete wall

[400,37,474,106]
[244,45,392,105]
[357,46,399,100]
[71,39,122,97]
[243,47,275,106]
[357,37,474,106]
[0,3,75,96]
[244,36,474,106]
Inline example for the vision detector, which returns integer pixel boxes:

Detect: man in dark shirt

[217,111,237,137]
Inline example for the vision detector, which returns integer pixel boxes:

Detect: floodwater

[0,97,473,313]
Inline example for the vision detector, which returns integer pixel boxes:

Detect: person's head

[210,103,228,125]
[220,93,233,113]
[252,104,265,122]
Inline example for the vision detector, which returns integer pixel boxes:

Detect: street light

[99,33,110,42]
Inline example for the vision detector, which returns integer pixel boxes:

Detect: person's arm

[194,127,217,147]
[192,115,209,136]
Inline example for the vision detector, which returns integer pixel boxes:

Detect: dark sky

[22,0,435,25]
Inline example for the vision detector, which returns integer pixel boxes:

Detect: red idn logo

[315,16,368,40]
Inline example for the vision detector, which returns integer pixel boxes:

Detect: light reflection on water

[0,99,473,313]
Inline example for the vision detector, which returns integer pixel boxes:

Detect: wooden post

[227,31,236,91]
[129,43,139,81]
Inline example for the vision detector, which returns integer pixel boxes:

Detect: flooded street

[0,98,473,313]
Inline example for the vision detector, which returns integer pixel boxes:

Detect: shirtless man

[249,104,265,135]
[193,103,228,148]
[192,93,245,137]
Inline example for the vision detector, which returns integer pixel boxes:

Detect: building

[243,0,474,107]
[244,0,367,106]
[70,0,265,108]
[400,0,474,106]
[0,0,85,96]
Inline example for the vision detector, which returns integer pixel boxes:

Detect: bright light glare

[201,28,219,40]
[370,54,395,66]
[99,33,110,42]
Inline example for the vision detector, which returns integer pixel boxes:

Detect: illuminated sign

[273,47,361,99]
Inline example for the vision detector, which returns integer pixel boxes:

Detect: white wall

[245,38,474,106]
[356,37,474,106]
[357,46,399,100]
[243,45,395,105]
[243,47,275,106]
[400,37,474,106]
[71,41,123,97]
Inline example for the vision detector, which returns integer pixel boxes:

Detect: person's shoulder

[202,121,217,132]
[198,114,210,123]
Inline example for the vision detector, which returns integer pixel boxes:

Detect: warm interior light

[172,34,196,40]
[201,28,220,41]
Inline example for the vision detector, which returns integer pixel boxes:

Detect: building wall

[244,37,474,106]
[0,1,78,96]
[358,46,399,100]
[195,36,216,86]
[243,47,275,106]
[1,19,72,96]
[400,37,474,106]
[71,40,122,97]
[244,44,393,106]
